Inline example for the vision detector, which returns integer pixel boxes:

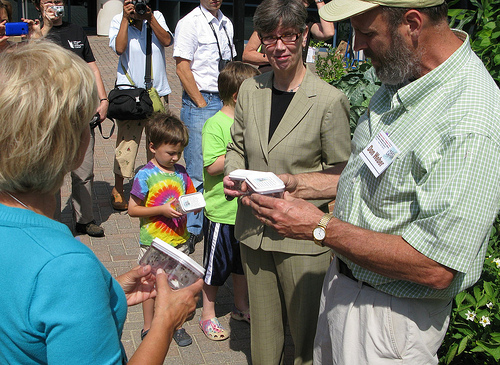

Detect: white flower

[486,302,494,309]
[493,258,500,268]
[479,316,491,327]
[466,310,476,321]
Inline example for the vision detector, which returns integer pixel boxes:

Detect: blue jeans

[181,91,222,236]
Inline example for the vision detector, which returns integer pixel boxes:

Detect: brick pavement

[57,35,296,364]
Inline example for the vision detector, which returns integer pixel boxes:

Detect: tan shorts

[113,97,169,179]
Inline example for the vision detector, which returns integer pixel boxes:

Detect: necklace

[287,83,301,92]
[4,191,29,209]
[273,82,302,93]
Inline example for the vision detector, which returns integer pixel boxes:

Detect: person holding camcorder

[108,0,173,212]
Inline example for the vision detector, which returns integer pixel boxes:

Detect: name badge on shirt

[360,131,400,178]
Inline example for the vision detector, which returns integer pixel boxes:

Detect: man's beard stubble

[368,29,422,85]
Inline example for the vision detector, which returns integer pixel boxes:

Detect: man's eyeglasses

[260,33,302,47]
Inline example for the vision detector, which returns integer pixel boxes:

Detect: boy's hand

[160,199,184,218]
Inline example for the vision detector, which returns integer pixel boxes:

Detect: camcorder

[131,0,149,15]
[5,22,28,36]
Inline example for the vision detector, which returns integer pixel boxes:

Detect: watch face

[313,227,326,241]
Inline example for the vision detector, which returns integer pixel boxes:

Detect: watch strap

[318,213,334,230]
[314,213,334,246]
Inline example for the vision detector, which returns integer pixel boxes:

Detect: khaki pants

[241,244,330,365]
[55,126,95,225]
[314,259,452,364]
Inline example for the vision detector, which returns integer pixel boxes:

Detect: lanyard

[199,6,233,61]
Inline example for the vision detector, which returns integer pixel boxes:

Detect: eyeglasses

[260,33,302,47]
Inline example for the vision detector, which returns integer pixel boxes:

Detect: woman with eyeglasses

[242,0,335,72]
[224,0,350,364]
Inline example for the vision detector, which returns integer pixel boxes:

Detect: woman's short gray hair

[0,40,97,194]
[254,0,308,36]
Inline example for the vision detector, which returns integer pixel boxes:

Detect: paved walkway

[59,35,295,364]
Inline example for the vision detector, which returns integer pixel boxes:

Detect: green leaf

[484,281,494,296]
[455,291,467,306]
[465,292,476,305]
[484,21,497,30]
[470,344,485,353]
[457,335,469,354]
[445,342,458,365]
[473,286,482,302]
[477,293,489,308]
[490,332,500,342]
[478,37,492,47]
[494,54,500,66]
[476,341,500,361]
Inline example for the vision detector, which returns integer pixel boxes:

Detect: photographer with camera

[108,0,173,212]
[31,0,108,237]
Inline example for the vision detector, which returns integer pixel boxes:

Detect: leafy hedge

[448,0,500,86]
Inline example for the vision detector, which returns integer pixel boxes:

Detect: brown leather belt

[338,258,373,289]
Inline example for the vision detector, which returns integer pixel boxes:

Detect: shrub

[438,217,500,364]
[448,0,500,86]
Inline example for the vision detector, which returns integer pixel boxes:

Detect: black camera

[89,113,101,129]
[132,0,149,15]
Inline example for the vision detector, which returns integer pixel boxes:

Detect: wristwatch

[315,0,324,3]
[313,213,333,247]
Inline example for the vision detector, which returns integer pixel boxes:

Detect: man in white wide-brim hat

[232,0,500,364]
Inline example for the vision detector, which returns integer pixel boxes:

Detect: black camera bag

[107,85,154,120]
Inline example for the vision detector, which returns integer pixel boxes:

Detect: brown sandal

[111,192,128,210]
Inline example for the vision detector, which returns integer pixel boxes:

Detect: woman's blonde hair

[0,40,97,194]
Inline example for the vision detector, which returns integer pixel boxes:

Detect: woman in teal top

[0,41,201,364]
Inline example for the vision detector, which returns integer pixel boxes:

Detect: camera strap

[90,113,115,139]
[145,22,153,90]
[200,6,233,63]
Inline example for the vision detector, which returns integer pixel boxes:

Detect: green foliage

[448,0,500,86]
[330,64,381,136]
[312,40,381,136]
[312,40,348,84]
[438,215,500,364]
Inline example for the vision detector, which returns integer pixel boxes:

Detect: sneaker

[186,234,197,254]
[173,328,192,347]
[75,220,105,237]
[231,306,250,324]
